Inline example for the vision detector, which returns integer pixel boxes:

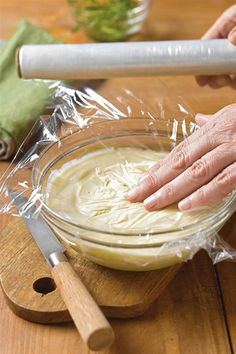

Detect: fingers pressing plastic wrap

[0,83,235,271]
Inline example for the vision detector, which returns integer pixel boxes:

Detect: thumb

[195,113,212,126]
[228,25,236,44]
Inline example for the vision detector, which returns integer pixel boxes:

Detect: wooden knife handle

[51,261,115,351]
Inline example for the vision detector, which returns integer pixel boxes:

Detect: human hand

[196,5,236,88]
[128,104,236,211]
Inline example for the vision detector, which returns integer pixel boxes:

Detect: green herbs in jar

[69,0,141,42]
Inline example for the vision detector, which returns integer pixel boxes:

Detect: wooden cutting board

[0,218,181,324]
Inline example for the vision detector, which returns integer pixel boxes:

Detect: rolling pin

[17,39,236,80]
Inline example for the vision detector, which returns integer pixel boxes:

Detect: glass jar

[69,0,151,42]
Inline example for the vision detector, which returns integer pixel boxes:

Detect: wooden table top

[1,0,236,353]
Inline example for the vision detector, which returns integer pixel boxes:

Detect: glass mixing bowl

[32,118,236,271]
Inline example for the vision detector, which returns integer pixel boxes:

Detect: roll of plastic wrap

[17,39,236,80]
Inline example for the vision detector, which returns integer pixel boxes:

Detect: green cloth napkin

[0,20,61,160]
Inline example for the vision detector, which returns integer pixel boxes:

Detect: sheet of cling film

[0,83,236,271]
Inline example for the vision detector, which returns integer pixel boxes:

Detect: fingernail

[127,186,140,201]
[195,114,208,126]
[144,193,160,209]
[178,198,191,211]
[229,28,236,45]
[230,35,236,45]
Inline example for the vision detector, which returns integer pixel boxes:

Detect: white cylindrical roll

[17,39,236,80]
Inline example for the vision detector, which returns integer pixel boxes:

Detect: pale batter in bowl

[47,147,222,234]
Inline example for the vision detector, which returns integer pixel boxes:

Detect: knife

[9,189,115,351]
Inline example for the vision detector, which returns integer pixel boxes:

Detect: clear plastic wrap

[0,82,236,271]
[18,39,236,80]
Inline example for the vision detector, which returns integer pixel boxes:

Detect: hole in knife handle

[33,277,56,295]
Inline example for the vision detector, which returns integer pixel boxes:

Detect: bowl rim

[32,118,236,240]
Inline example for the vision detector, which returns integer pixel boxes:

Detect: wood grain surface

[0,0,236,353]
[0,218,180,322]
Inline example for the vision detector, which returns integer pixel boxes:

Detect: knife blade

[9,189,66,264]
[9,188,114,351]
